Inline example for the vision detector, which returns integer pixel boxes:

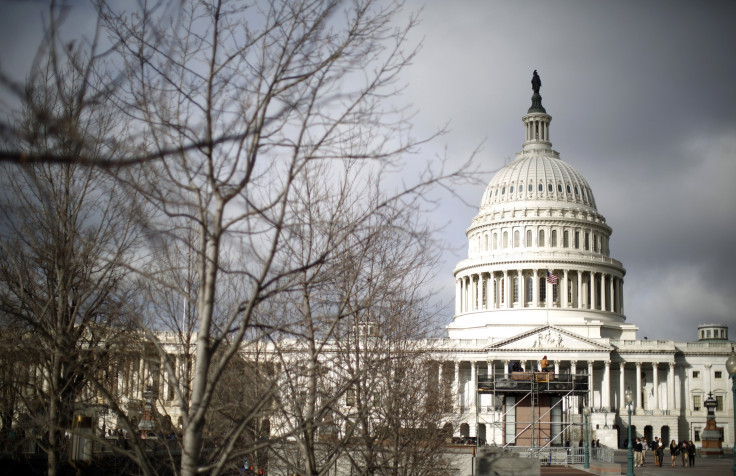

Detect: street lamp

[625,386,634,476]
[583,406,591,469]
[725,348,736,476]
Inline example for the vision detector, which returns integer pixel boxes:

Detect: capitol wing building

[429,73,733,449]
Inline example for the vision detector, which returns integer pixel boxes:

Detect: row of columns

[440,359,678,414]
[455,269,623,315]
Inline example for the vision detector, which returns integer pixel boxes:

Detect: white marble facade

[431,81,734,448]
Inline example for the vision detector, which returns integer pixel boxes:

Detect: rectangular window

[693,395,701,411]
[714,371,723,379]
[693,371,700,379]
[563,230,569,248]
[551,230,557,247]
[694,429,701,442]
[575,231,580,249]
[539,277,546,302]
[716,395,723,411]
[513,277,519,303]
[584,232,590,251]
[346,388,356,407]
[526,276,533,303]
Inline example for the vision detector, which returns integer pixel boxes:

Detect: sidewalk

[538,450,735,475]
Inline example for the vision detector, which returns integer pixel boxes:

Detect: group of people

[631,436,696,468]
[668,439,697,467]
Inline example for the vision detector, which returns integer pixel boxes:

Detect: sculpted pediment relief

[486,326,611,352]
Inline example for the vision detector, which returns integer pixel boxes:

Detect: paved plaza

[538,450,735,475]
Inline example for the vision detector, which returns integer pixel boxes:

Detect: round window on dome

[557,184,563,193]
[566,185,571,194]
[528,184,533,192]
[575,186,579,195]
[495,188,498,196]
[548,183,553,192]
[538,183,543,192]
[510,185,514,193]
[502,187,505,194]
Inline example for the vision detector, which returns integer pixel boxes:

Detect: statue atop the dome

[528,70,546,113]
[532,70,541,94]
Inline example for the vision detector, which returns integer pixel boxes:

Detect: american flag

[546,270,558,284]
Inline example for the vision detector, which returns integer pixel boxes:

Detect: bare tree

[0,53,142,475]
[93,1,469,475]
[1,1,473,475]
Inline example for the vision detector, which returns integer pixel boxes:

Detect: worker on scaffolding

[540,355,550,372]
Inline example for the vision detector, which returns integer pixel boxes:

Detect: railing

[503,446,615,466]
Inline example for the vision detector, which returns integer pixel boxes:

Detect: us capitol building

[425,71,733,449]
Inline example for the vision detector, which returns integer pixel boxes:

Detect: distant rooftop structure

[697,323,729,341]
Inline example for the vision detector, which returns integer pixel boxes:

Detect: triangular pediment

[485,325,612,352]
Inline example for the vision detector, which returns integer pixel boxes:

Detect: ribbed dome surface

[479,154,596,211]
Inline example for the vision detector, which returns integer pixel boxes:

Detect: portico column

[587,361,594,407]
[504,360,509,379]
[562,269,569,308]
[652,363,659,411]
[603,360,611,410]
[600,273,606,311]
[635,362,642,413]
[577,271,583,309]
[470,361,477,412]
[668,362,675,411]
[570,361,577,414]
[554,360,560,375]
[619,362,626,411]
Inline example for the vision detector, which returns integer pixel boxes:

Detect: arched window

[563,230,570,248]
[493,233,498,250]
[484,234,489,251]
[584,232,590,251]
[503,231,508,248]
[538,229,545,247]
[551,230,558,247]
[514,230,520,247]
[526,229,532,247]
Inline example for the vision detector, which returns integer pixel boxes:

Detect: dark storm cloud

[401,0,736,342]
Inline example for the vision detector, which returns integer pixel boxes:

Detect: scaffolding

[477,371,589,448]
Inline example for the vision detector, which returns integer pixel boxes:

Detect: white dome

[480,154,597,213]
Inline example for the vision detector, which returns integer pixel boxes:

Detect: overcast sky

[1,0,734,343]
[398,0,736,342]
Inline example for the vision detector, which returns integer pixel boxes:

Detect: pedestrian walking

[669,439,678,467]
[688,440,696,467]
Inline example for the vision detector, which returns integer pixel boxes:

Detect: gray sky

[400,0,736,342]
[1,0,734,343]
